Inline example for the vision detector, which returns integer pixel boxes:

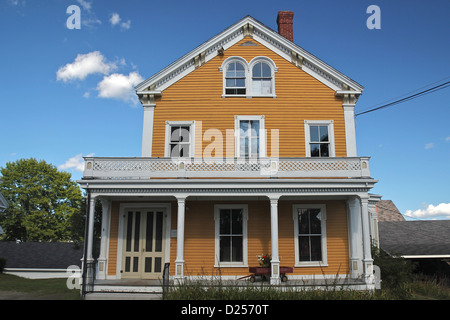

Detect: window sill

[222,94,277,99]
[294,262,328,268]
[214,263,248,268]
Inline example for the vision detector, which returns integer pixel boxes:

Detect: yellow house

[79,12,380,293]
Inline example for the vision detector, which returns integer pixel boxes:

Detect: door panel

[122,209,165,279]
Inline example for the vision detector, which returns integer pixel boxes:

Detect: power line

[355,78,450,117]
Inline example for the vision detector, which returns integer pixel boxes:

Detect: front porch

[78,157,379,295]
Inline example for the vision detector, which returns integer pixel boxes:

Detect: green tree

[0,158,83,241]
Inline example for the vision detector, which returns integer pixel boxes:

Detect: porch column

[347,197,363,279]
[97,199,111,280]
[86,195,96,262]
[360,196,374,282]
[175,197,186,282]
[269,196,280,285]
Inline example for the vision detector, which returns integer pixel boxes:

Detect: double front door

[122,209,166,279]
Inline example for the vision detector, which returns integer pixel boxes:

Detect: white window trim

[234,115,266,158]
[292,204,328,268]
[214,204,248,268]
[248,56,278,98]
[164,121,195,158]
[220,56,277,98]
[304,120,335,157]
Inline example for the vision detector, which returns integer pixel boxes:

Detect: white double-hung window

[235,115,265,158]
[165,121,195,157]
[293,204,328,267]
[214,204,248,267]
[304,120,335,157]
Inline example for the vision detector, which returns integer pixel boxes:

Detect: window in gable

[252,61,273,95]
[225,61,246,95]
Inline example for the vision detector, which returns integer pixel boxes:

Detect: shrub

[372,246,415,290]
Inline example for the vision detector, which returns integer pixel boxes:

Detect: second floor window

[304,120,335,158]
[165,121,194,157]
[235,115,265,158]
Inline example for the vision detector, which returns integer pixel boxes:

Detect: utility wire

[355,78,450,116]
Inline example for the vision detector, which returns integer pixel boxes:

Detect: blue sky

[1,0,449,220]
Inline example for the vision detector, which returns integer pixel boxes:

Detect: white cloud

[445,136,450,142]
[56,51,117,82]
[110,13,121,25]
[96,72,143,104]
[77,0,91,11]
[110,12,131,30]
[405,203,450,220]
[424,142,435,150]
[59,153,94,172]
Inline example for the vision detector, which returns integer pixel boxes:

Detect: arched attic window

[225,60,247,95]
[249,57,277,97]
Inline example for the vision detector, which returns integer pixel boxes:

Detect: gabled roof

[378,220,450,258]
[135,15,364,98]
[377,200,405,222]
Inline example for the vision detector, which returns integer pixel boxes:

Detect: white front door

[122,209,166,279]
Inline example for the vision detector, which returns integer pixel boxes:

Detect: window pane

[171,126,180,142]
[250,120,260,136]
[134,212,141,252]
[299,236,310,261]
[262,63,271,77]
[231,236,243,262]
[155,211,163,252]
[226,62,236,77]
[220,209,231,234]
[236,78,245,87]
[220,236,231,262]
[235,62,245,72]
[310,144,320,157]
[253,62,262,78]
[145,257,152,273]
[252,80,262,95]
[146,211,153,252]
[133,257,139,272]
[170,143,179,157]
[319,126,329,142]
[179,144,189,157]
[125,257,131,272]
[226,78,236,87]
[310,236,322,261]
[240,121,249,136]
[310,126,319,142]
[251,137,259,156]
[320,144,329,157]
[126,212,133,252]
[261,79,272,94]
[231,209,243,234]
[298,209,310,234]
[155,257,162,273]
[309,209,322,234]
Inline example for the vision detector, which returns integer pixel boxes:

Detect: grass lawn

[0,274,81,300]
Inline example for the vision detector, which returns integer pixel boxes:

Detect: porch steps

[84,279,165,300]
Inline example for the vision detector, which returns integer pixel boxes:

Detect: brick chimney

[277,11,294,42]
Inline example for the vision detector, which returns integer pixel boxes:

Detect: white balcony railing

[82,157,371,180]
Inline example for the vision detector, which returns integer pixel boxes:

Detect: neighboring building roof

[0,242,83,269]
[135,15,364,96]
[377,200,405,222]
[378,220,450,258]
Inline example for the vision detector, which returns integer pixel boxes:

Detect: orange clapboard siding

[151,37,347,158]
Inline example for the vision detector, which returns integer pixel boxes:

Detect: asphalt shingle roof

[378,220,450,256]
[0,242,83,269]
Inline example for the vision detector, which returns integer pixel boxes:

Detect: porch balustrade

[82,157,371,180]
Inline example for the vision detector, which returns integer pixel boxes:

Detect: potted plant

[257,254,271,268]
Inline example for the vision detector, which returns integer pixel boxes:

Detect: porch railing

[82,157,371,180]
